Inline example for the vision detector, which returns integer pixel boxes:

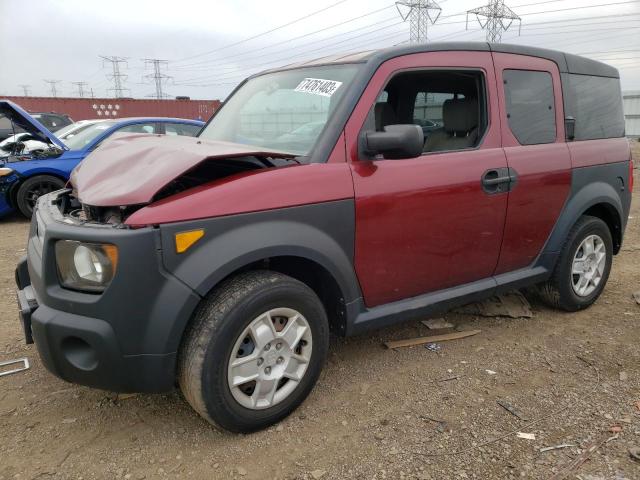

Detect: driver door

[344,51,508,307]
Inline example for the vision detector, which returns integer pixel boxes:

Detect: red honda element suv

[16,42,632,432]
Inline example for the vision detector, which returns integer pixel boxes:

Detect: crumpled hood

[71,134,295,206]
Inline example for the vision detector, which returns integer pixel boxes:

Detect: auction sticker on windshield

[294,78,342,97]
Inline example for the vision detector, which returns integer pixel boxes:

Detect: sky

[1,0,639,101]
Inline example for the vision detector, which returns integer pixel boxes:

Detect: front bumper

[15,192,201,393]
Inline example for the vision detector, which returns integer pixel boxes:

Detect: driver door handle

[481,167,518,194]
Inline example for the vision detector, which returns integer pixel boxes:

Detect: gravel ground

[1,141,639,480]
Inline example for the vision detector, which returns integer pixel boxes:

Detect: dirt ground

[1,141,640,480]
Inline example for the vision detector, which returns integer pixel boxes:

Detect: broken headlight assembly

[55,240,118,293]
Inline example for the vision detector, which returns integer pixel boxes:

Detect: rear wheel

[16,175,65,218]
[178,271,329,433]
[537,215,613,311]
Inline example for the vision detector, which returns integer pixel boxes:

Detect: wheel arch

[160,200,361,351]
[9,170,69,208]
[544,180,624,258]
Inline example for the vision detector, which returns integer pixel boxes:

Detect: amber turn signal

[175,229,204,253]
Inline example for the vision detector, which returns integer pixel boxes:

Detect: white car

[0,120,104,157]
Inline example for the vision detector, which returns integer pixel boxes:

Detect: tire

[178,270,329,433]
[537,215,613,312]
[16,175,65,218]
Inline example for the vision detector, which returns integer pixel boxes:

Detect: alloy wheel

[227,307,313,410]
[571,234,606,297]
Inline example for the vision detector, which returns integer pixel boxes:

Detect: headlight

[55,240,118,292]
[0,167,14,177]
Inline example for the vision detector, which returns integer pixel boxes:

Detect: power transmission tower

[466,0,521,43]
[142,59,172,99]
[71,81,89,98]
[43,80,61,98]
[100,56,130,98]
[18,84,31,96]
[396,0,442,43]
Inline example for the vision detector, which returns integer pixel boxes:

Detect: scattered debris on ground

[384,329,481,349]
[0,357,29,377]
[421,318,454,329]
[516,432,536,440]
[455,291,533,318]
[550,433,617,480]
[496,399,528,421]
[424,343,441,352]
[539,444,576,453]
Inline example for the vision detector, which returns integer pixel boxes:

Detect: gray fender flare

[158,200,361,350]
[543,180,624,255]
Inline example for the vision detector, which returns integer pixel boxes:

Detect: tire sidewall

[16,175,65,218]
[558,217,613,309]
[200,279,329,432]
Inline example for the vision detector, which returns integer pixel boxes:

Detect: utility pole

[466,0,521,43]
[71,81,89,98]
[43,80,61,98]
[18,84,31,96]
[396,0,442,43]
[100,55,130,98]
[142,59,172,99]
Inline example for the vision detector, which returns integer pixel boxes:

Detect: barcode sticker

[294,78,343,97]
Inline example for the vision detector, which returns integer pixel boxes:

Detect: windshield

[198,64,360,156]
[63,121,116,150]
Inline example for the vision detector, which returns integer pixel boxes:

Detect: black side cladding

[541,161,632,261]
[159,199,361,337]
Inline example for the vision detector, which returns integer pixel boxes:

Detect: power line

[174,0,640,89]
[171,15,401,71]
[396,0,442,42]
[172,0,626,72]
[100,55,130,98]
[143,59,172,99]
[173,0,350,63]
[175,10,640,77]
[43,80,61,98]
[71,81,89,98]
[18,84,31,96]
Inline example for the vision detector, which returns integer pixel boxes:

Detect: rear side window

[503,70,556,145]
[117,123,156,134]
[164,123,201,136]
[564,74,624,140]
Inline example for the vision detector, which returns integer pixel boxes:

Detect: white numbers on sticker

[294,78,343,97]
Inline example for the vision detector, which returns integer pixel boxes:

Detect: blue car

[0,100,204,218]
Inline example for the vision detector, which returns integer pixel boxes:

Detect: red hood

[71,134,295,206]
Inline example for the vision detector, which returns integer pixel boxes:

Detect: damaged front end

[62,134,300,226]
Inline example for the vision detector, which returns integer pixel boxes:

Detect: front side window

[198,64,361,157]
[503,69,556,145]
[362,69,487,154]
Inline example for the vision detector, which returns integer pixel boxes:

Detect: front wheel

[16,175,65,218]
[178,271,329,433]
[537,215,613,311]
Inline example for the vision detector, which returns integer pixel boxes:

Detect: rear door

[491,53,572,274]
[345,51,509,307]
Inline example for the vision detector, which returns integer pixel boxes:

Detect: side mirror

[565,116,576,141]
[363,124,424,160]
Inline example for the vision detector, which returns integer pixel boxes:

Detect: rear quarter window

[564,74,625,140]
[503,69,556,145]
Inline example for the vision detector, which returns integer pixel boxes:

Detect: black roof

[275,41,619,79]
